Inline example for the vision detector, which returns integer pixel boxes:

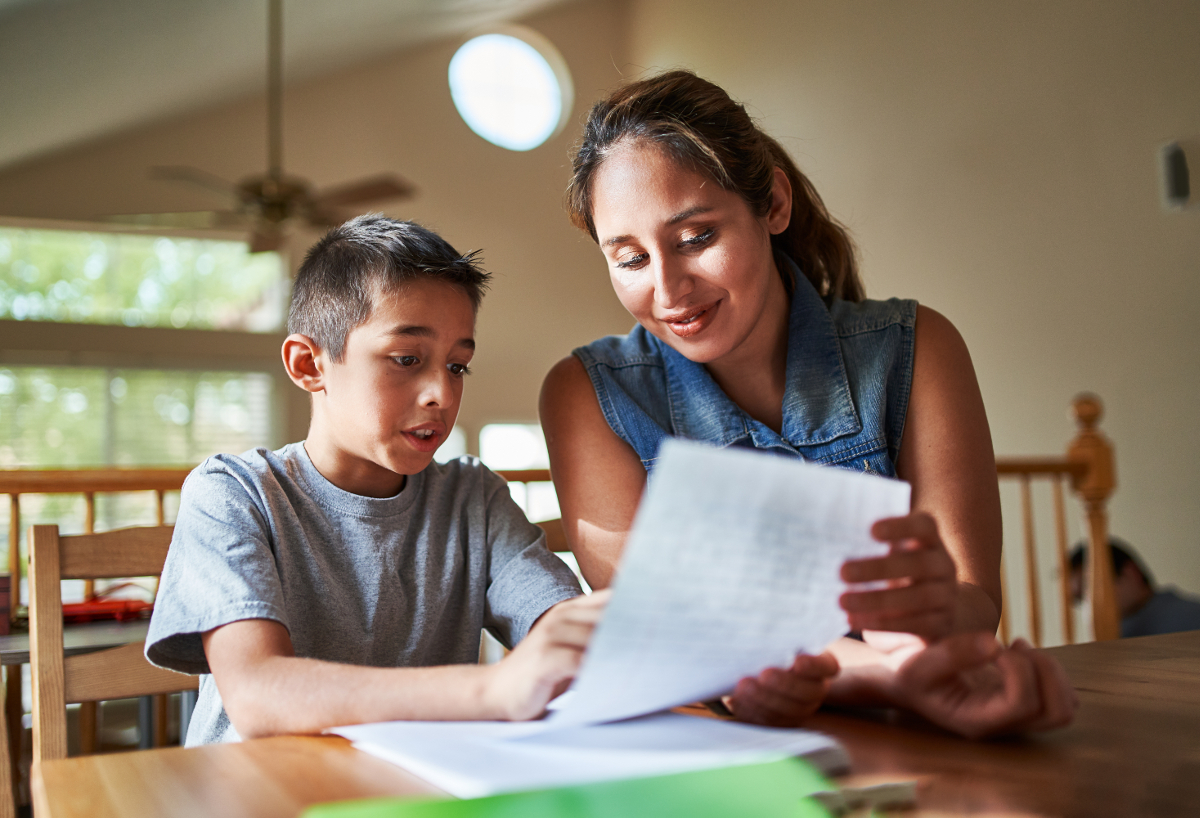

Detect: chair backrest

[27,524,198,763]
[995,394,1120,646]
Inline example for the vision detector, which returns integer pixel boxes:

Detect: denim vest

[572,258,917,477]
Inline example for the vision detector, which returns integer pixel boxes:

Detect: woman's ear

[282,334,326,393]
[766,166,793,235]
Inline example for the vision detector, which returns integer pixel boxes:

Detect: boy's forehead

[356,278,476,340]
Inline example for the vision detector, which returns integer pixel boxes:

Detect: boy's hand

[484,590,611,721]
[839,512,958,643]
[726,652,839,727]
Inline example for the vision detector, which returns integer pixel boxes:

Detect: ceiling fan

[112,0,415,252]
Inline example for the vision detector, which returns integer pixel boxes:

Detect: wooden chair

[995,394,1120,646]
[27,524,198,770]
[493,469,569,553]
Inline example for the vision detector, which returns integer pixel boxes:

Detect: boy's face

[307,278,476,497]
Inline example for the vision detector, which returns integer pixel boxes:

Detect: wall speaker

[1161,137,1200,209]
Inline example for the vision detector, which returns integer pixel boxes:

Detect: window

[433,426,468,464]
[0,221,291,568]
[448,27,572,152]
[0,225,285,331]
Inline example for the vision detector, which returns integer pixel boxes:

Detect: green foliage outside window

[0,227,285,331]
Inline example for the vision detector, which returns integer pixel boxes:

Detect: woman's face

[589,142,791,366]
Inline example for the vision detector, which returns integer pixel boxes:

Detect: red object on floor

[63,598,153,624]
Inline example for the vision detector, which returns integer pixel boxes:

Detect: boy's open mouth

[404,425,444,453]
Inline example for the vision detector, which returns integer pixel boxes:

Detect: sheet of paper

[334,712,846,799]
[549,439,911,727]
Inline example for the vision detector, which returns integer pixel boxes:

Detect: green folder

[303,758,834,818]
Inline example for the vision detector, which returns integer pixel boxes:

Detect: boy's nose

[420,370,453,407]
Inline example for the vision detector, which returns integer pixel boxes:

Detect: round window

[448,28,572,152]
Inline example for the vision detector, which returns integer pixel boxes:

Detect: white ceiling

[0,0,576,171]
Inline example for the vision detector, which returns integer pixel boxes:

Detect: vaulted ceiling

[0,0,575,172]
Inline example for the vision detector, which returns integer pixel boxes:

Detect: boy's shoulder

[184,442,306,497]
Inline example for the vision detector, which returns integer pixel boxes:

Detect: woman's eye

[614,252,648,270]
[680,228,715,248]
[393,355,419,367]
[448,363,472,376]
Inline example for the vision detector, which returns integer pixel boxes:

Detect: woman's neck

[704,274,791,435]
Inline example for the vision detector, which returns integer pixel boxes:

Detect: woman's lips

[663,302,719,338]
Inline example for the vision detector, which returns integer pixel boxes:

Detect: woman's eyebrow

[600,206,714,248]
[667,206,712,225]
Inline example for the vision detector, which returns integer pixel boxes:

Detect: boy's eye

[393,356,419,367]
[448,363,472,376]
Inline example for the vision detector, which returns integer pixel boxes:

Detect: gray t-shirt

[145,442,582,745]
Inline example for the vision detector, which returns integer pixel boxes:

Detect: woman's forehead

[591,143,733,234]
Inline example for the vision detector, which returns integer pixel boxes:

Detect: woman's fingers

[897,632,1000,690]
[842,580,955,640]
[870,512,940,543]
[1009,639,1078,730]
[841,546,956,584]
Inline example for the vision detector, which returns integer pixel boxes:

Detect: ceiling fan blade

[303,205,354,230]
[149,166,240,203]
[311,174,416,209]
[103,210,248,230]
[249,225,285,254]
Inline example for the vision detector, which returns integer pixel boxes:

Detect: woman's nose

[652,255,694,308]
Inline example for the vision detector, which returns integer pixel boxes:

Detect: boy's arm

[203,592,608,738]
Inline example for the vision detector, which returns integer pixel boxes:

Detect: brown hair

[288,214,489,362]
[565,71,863,302]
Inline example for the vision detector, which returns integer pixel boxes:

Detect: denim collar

[661,256,861,449]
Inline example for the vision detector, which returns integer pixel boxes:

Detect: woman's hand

[483,591,610,721]
[888,633,1078,739]
[840,511,958,643]
[725,652,840,726]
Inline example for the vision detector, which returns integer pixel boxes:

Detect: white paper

[335,712,846,798]
[549,439,911,727]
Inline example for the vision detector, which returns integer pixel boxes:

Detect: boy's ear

[282,334,327,393]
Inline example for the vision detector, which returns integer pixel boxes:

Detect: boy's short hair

[288,214,490,362]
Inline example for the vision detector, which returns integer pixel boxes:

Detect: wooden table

[32,631,1200,818]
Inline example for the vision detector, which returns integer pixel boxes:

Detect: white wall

[623,0,1200,636]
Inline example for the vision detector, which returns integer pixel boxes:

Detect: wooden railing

[995,394,1119,645]
[0,468,191,609]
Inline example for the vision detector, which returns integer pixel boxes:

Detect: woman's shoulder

[572,324,666,370]
[826,294,918,337]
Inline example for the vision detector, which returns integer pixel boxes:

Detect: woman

[541,71,1075,737]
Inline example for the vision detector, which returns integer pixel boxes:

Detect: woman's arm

[540,355,646,590]
[840,306,1002,638]
[202,593,608,738]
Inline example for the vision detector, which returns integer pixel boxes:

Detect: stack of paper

[332,440,911,798]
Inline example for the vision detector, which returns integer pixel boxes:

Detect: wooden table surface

[33,630,1200,818]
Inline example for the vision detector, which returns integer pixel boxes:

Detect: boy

[146,215,600,744]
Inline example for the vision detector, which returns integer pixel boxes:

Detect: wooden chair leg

[0,668,15,818]
[4,666,20,810]
[79,701,98,754]
[154,694,169,747]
